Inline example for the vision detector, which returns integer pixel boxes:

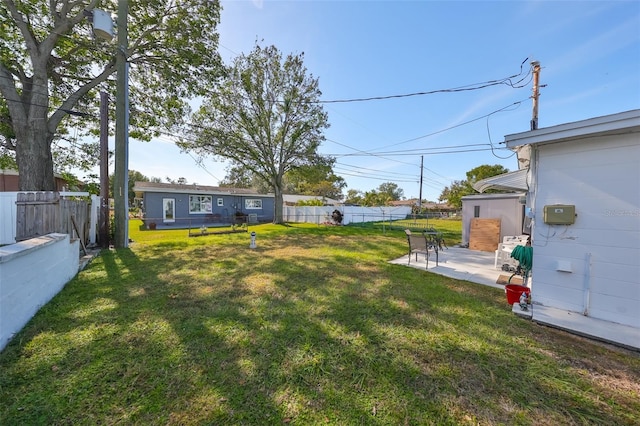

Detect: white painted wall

[461,193,525,245]
[530,133,640,328]
[0,233,80,351]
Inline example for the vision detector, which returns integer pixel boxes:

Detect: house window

[245,199,262,210]
[189,195,212,214]
[217,198,224,207]
[474,205,480,218]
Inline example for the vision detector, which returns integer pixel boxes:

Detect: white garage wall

[531,133,640,328]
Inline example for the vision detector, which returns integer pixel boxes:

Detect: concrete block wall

[0,233,79,351]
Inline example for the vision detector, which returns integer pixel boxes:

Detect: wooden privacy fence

[15,192,90,245]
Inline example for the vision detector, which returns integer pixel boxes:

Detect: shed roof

[462,192,526,200]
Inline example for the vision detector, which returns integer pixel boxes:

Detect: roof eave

[505,109,640,148]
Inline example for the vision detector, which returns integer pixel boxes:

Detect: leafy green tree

[377,182,404,202]
[219,165,272,193]
[180,44,330,224]
[284,157,345,200]
[355,182,405,206]
[439,164,510,208]
[110,169,149,207]
[295,198,323,206]
[221,157,345,202]
[0,0,223,190]
[438,180,472,209]
[344,189,364,205]
[361,190,382,207]
[466,164,510,185]
[0,101,16,168]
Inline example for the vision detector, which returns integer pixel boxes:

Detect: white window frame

[189,195,212,214]
[245,199,262,210]
[217,198,224,207]
[163,198,175,223]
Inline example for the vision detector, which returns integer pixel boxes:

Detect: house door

[163,198,175,223]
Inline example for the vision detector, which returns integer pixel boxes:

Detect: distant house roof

[421,201,456,210]
[132,181,274,197]
[388,199,417,207]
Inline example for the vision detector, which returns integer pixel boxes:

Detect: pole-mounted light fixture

[92,9,114,41]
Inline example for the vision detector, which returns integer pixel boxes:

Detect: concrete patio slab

[389,246,510,290]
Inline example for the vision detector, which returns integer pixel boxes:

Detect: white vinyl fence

[283,206,412,225]
[0,192,18,245]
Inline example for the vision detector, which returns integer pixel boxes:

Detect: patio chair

[404,229,439,268]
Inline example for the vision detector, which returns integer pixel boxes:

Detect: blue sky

[126,0,640,202]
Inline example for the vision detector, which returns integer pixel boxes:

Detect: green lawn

[1,221,638,425]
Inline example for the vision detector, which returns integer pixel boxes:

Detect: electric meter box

[543,204,576,225]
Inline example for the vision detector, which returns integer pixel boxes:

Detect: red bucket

[505,284,530,305]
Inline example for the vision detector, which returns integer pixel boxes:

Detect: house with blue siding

[133,182,275,229]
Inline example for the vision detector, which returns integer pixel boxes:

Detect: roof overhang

[473,168,528,193]
[504,109,640,148]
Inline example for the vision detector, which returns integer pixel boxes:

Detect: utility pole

[114,0,129,248]
[530,61,541,130]
[99,91,109,247]
[418,155,423,211]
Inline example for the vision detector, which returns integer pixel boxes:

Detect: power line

[334,161,418,178]
[333,169,418,183]
[331,146,501,157]
[366,99,530,153]
[317,58,532,104]
[153,133,223,183]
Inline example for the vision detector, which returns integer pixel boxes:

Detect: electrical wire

[334,162,418,178]
[365,99,530,153]
[317,58,531,104]
[2,55,533,193]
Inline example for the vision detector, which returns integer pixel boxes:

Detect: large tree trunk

[273,177,284,224]
[6,59,56,190]
[15,122,55,191]
[273,187,284,224]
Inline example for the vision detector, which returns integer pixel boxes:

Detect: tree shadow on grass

[1,230,639,425]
